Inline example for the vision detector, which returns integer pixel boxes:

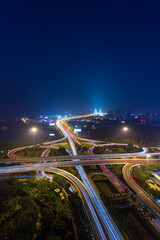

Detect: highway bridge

[1,157,160,165]
[1,113,160,239]
[56,119,124,240]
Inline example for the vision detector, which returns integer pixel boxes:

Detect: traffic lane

[8,152,160,161]
[57,120,124,240]
[122,164,160,217]
[1,158,160,165]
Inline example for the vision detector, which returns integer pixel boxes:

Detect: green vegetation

[16,147,44,157]
[132,163,160,199]
[0,179,40,240]
[49,147,69,156]
[93,144,141,154]
[68,192,92,240]
[62,167,80,179]
[76,144,90,155]
[57,143,70,150]
[0,176,92,240]
[54,139,70,150]
[0,141,26,159]
[0,141,44,159]
[81,142,93,149]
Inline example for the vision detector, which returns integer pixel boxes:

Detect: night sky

[0,0,160,118]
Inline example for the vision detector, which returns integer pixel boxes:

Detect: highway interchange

[0,114,160,239]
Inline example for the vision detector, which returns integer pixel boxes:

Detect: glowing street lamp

[31,127,37,146]
[123,127,128,141]
[31,127,37,133]
[123,127,128,132]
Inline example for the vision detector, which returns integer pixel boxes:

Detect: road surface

[122,163,160,217]
[1,157,160,166]
[56,119,124,240]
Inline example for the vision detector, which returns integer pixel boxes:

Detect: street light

[123,127,128,132]
[31,127,37,146]
[123,127,128,141]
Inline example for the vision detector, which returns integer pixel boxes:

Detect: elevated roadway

[1,114,123,240]
[1,157,160,165]
[122,163,160,217]
[2,113,160,239]
[8,149,156,162]
[56,119,124,240]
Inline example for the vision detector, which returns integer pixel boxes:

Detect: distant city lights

[94,108,104,116]
[121,121,125,124]
[49,133,55,136]
[49,123,55,126]
[74,128,81,133]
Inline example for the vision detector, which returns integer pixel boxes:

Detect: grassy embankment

[132,163,160,199]
[0,176,92,240]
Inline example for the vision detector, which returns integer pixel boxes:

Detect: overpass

[1,157,160,165]
[1,113,160,239]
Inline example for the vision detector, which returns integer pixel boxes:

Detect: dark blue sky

[0,0,160,118]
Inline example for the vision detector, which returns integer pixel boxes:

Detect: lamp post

[123,127,128,142]
[31,127,37,147]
